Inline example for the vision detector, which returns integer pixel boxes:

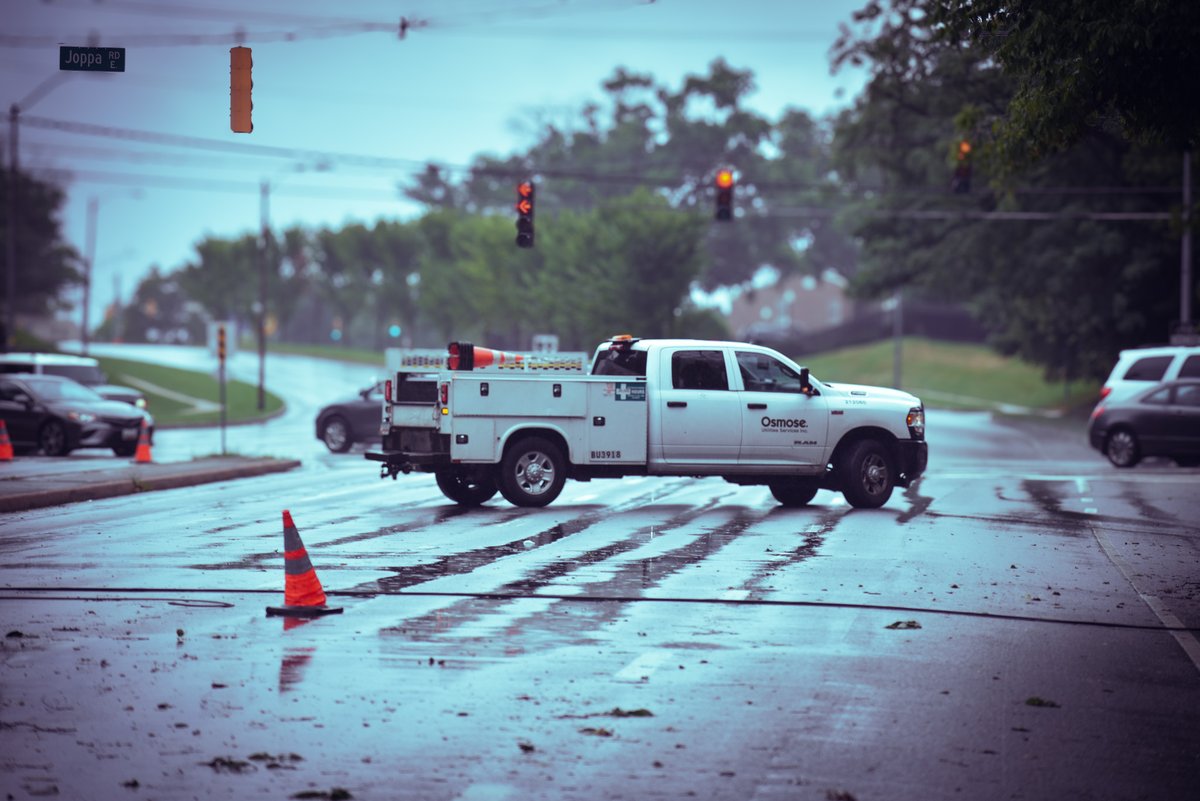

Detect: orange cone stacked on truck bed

[447,341,524,370]
[265,510,344,618]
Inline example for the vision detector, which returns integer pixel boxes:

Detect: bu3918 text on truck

[367,336,928,509]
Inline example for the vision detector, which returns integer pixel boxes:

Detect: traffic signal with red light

[515,181,535,248]
[714,169,735,221]
[230,46,253,134]
[951,139,972,193]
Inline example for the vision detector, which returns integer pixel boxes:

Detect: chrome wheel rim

[515,451,554,495]
[861,453,890,496]
[324,420,349,450]
[1108,431,1136,466]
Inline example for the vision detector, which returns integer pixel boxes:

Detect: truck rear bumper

[894,440,928,486]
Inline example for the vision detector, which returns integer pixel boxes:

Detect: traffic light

[951,139,972,193]
[230,46,253,134]
[217,325,227,362]
[515,181,535,248]
[714,169,734,221]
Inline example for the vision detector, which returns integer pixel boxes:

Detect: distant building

[727,269,873,342]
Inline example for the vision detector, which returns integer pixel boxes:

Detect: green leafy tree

[176,234,260,322]
[0,170,83,324]
[931,0,1200,171]
[831,0,1182,381]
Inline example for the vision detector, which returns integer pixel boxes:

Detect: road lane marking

[721,589,750,601]
[615,649,672,682]
[1092,527,1200,675]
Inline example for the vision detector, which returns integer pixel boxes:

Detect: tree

[0,170,83,322]
[831,0,1182,381]
[931,0,1200,171]
[401,60,851,292]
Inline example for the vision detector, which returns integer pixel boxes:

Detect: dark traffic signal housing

[714,169,735,221]
[230,46,253,134]
[515,181,535,248]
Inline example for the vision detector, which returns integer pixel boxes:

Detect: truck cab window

[593,347,647,377]
[672,351,728,390]
[735,351,803,393]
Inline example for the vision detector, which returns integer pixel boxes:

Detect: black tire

[497,435,566,508]
[838,439,895,509]
[769,479,819,508]
[39,420,70,457]
[1105,427,1140,468]
[112,442,137,457]
[321,415,353,453]
[435,469,498,507]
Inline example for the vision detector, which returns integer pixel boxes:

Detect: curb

[0,458,302,513]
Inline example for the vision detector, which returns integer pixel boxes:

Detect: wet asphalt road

[2,351,1199,801]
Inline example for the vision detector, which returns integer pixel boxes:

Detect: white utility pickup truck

[366,336,928,509]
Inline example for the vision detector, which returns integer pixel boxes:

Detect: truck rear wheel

[769,479,819,507]
[435,469,497,507]
[497,436,566,507]
[838,439,895,509]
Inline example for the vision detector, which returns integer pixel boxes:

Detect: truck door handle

[667,401,687,408]
[747,403,767,410]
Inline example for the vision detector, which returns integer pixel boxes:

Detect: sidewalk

[0,456,302,513]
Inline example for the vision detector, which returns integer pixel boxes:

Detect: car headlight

[906,407,925,439]
[68,411,96,423]
[136,398,148,409]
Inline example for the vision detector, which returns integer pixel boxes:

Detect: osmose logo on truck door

[761,417,807,432]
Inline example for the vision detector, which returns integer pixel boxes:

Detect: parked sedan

[1088,379,1200,467]
[0,373,155,457]
[315,381,384,453]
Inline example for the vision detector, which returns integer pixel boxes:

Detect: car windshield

[25,377,104,402]
[43,364,106,384]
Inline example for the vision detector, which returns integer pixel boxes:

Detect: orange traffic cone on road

[0,420,13,461]
[133,419,152,463]
[265,510,343,619]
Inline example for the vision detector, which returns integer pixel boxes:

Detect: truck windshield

[592,347,647,377]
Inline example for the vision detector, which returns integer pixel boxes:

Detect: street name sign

[59,46,126,72]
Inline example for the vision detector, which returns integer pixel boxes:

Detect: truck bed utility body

[367,337,927,508]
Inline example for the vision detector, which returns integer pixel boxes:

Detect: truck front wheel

[497,436,566,507]
[838,439,895,509]
[435,469,498,507]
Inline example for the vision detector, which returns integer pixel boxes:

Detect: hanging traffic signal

[230,46,253,134]
[515,181,535,248]
[951,139,972,193]
[714,169,735,221]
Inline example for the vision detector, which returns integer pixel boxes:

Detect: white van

[0,352,147,408]
[1097,346,1200,405]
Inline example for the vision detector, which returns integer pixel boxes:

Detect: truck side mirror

[800,368,813,396]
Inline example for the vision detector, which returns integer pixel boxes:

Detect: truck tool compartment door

[657,348,740,464]
[734,349,828,466]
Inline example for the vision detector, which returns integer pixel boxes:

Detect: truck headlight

[906,407,925,439]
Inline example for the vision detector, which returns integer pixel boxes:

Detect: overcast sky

[3,0,870,331]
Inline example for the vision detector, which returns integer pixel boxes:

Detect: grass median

[96,356,285,428]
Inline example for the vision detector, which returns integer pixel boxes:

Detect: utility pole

[5,104,17,350]
[257,180,268,410]
[82,197,98,354]
[1180,149,1194,341]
